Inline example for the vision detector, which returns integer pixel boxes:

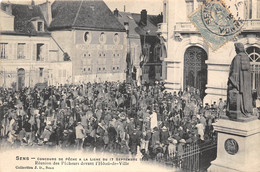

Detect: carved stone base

[208,119,260,172]
[221,112,258,122]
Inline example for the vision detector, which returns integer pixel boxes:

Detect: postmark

[189,0,245,51]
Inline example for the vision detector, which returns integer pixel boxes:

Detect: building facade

[114,9,163,85]
[49,0,127,84]
[158,0,260,104]
[0,2,72,90]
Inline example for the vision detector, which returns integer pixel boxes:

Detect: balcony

[174,22,198,33]
[243,19,260,31]
[157,23,168,34]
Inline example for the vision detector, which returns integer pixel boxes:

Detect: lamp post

[124,22,133,112]
[141,29,150,85]
[124,22,130,82]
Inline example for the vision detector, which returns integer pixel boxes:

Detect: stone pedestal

[208,119,260,172]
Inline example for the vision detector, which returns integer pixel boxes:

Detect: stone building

[114,8,163,85]
[49,0,127,83]
[158,0,260,104]
[0,2,72,89]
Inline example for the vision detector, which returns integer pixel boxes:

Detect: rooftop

[49,0,126,32]
[1,3,50,36]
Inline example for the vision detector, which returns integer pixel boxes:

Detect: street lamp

[124,22,131,82]
[124,22,133,112]
[140,29,150,84]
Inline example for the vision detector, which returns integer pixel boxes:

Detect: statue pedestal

[208,119,260,172]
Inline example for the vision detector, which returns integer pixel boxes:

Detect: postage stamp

[188,0,244,51]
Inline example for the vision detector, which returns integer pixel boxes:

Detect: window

[36,44,44,61]
[154,45,161,62]
[113,33,120,44]
[0,43,8,59]
[246,46,260,98]
[186,0,194,16]
[37,21,44,32]
[84,32,92,44]
[99,32,106,44]
[50,50,59,61]
[17,43,26,59]
[39,68,43,77]
[143,44,150,63]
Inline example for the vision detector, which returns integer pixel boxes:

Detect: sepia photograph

[0,0,259,171]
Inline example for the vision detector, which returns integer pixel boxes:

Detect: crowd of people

[0,81,223,161]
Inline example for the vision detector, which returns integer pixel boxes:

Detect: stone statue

[226,43,254,121]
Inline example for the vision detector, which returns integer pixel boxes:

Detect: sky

[1,0,163,15]
[104,0,163,15]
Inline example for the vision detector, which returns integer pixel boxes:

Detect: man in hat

[75,121,85,150]
[151,127,160,149]
[218,98,225,118]
[160,126,169,145]
[168,138,177,159]
[129,128,140,156]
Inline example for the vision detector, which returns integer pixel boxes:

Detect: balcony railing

[174,22,197,32]
[174,19,260,32]
[243,19,260,30]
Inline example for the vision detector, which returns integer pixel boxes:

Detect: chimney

[114,8,119,17]
[2,2,12,15]
[39,0,52,26]
[140,9,147,26]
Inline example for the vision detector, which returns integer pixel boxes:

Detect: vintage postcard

[0,0,259,172]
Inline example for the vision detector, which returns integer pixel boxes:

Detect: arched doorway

[246,46,260,99]
[184,46,208,98]
[17,68,25,90]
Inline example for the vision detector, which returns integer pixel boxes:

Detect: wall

[0,10,14,31]
[49,61,72,86]
[162,0,260,105]
[73,30,127,83]
[0,34,72,88]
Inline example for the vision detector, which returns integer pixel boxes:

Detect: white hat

[173,139,178,144]
[179,139,186,143]
[161,126,167,130]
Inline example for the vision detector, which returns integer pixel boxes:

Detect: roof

[49,0,125,32]
[1,3,50,36]
[131,13,162,36]
[117,12,140,38]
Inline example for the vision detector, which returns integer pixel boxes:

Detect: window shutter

[26,43,30,60]
[45,44,49,62]
[8,43,12,59]
[33,44,36,61]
